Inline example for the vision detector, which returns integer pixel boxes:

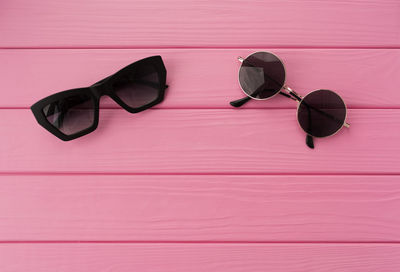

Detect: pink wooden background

[1,0,400,271]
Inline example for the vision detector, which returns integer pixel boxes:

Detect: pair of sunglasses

[230,51,350,148]
[31,56,167,141]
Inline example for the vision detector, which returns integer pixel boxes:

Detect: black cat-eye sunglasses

[230,51,350,148]
[31,56,167,141]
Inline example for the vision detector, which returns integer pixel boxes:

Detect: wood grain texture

[1,0,400,270]
[1,243,400,272]
[1,0,399,48]
[1,49,400,108]
[0,175,399,241]
[1,109,399,174]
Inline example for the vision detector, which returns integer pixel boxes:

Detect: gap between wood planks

[3,107,400,110]
[1,46,400,50]
[1,172,400,176]
[1,241,400,244]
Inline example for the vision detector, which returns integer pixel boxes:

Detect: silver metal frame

[237,51,287,101]
[237,51,350,138]
[296,89,349,138]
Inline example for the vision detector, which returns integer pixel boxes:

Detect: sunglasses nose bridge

[90,83,110,99]
[89,86,102,99]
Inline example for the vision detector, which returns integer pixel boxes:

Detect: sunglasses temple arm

[305,105,315,149]
[282,89,315,148]
[306,135,314,149]
[230,96,251,107]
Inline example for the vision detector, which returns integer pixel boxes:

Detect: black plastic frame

[31,55,167,141]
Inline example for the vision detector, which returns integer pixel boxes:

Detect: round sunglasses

[230,51,350,149]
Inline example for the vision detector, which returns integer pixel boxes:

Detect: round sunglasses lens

[239,52,285,99]
[297,89,346,137]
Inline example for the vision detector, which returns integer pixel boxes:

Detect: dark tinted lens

[239,52,285,99]
[42,93,95,135]
[113,63,160,108]
[297,89,346,137]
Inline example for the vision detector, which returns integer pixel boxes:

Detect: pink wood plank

[0,175,399,241]
[0,109,399,174]
[1,243,400,271]
[1,49,399,108]
[1,0,399,48]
